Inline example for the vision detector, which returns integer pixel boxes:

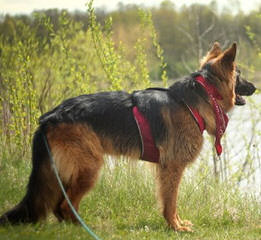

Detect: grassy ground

[0,156,260,240]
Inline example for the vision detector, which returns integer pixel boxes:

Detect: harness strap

[132,106,159,163]
[183,102,205,134]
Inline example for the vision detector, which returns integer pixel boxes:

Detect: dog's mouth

[234,73,256,106]
[235,94,246,105]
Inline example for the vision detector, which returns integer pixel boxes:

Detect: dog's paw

[171,215,194,232]
[176,214,193,227]
[174,225,193,232]
[181,219,193,227]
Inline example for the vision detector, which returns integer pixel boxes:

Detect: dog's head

[200,42,256,111]
[234,68,256,105]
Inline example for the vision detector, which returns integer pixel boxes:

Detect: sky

[0,0,260,15]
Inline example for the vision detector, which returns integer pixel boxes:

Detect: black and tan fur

[0,42,256,231]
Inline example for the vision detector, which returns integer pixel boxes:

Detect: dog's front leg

[158,163,193,232]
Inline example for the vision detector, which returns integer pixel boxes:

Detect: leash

[42,131,102,240]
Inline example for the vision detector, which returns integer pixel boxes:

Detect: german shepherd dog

[0,42,256,232]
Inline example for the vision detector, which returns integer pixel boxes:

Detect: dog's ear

[200,42,222,67]
[209,42,222,56]
[221,42,237,67]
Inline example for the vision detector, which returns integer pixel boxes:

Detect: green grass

[0,156,260,240]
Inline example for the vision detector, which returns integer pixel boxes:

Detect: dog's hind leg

[54,158,103,223]
[47,123,104,223]
[158,162,192,232]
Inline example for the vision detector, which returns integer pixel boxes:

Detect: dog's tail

[0,127,61,225]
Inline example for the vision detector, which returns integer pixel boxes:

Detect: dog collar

[133,106,159,163]
[187,75,228,155]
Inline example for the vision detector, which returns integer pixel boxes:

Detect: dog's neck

[187,75,229,155]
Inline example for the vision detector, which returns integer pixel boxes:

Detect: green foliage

[0,3,163,159]
[0,20,39,157]
[137,9,168,87]
[87,0,166,91]
[88,1,123,91]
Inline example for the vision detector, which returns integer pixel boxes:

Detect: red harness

[133,75,228,163]
[132,106,160,163]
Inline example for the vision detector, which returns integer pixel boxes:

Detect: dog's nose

[250,84,256,94]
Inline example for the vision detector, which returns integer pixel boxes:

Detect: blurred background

[1,0,261,81]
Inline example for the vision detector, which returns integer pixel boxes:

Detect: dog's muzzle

[235,78,256,105]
